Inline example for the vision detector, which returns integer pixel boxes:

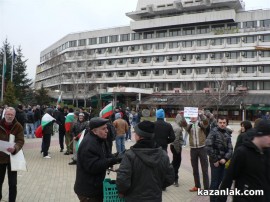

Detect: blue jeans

[125,127,131,140]
[210,163,225,202]
[115,135,125,153]
[26,123,35,138]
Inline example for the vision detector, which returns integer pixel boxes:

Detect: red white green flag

[99,103,113,118]
[65,113,74,132]
[75,129,86,152]
[35,113,55,138]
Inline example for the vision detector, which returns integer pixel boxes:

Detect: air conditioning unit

[225,67,230,72]
[258,51,262,56]
[118,59,123,64]
[210,53,214,58]
[195,55,200,59]
[119,47,123,52]
[182,69,186,74]
[107,60,112,65]
[182,55,186,61]
[258,66,263,71]
[258,36,262,41]
[97,61,102,66]
[142,58,147,63]
[130,58,135,64]
[242,37,246,42]
[241,66,246,71]
[211,40,215,45]
[107,48,112,53]
[241,52,246,56]
[209,68,213,72]
[131,46,135,51]
[225,52,230,57]
[98,49,102,54]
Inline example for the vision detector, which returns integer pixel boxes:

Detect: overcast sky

[0,0,269,81]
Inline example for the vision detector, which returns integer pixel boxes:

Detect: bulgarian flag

[65,112,74,132]
[75,129,86,152]
[99,103,113,118]
[35,113,55,138]
[56,91,62,105]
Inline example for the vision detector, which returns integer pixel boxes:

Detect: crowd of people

[0,104,270,202]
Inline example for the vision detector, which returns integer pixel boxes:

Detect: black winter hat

[255,119,270,136]
[89,117,109,130]
[134,120,155,139]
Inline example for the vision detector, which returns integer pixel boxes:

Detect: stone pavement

[2,122,241,202]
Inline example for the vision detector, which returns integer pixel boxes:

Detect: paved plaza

[1,121,241,202]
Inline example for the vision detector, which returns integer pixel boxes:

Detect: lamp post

[240,101,245,121]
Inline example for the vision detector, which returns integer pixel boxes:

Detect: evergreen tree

[35,84,50,106]
[3,81,16,106]
[22,88,37,106]
[13,46,32,101]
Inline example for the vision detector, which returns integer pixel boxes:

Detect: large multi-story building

[35,0,270,119]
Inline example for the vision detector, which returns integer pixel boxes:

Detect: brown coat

[113,118,128,136]
[0,118,24,164]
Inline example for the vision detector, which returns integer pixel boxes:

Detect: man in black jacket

[74,117,121,202]
[116,120,175,202]
[54,105,66,152]
[153,109,175,152]
[217,119,270,202]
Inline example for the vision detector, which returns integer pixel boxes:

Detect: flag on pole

[1,50,7,102]
[99,102,113,118]
[65,112,74,132]
[56,91,62,105]
[75,129,86,152]
[35,113,55,138]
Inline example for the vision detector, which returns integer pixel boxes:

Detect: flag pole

[11,46,14,82]
[1,51,6,102]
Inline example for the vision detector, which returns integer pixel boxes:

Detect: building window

[109,35,119,43]
[167,69,178,75]
[197,26,210,34]
[197,39,208,46]
[210,52,223,60]
[181,54,192,61]
[156,30,167,38]
[120,34,130,41]
[78,39,86,46]
[211,38,224,46]
[196,68,207,74]
[246,81,256,90]
[260,51,270,57]
[230,66,239,73]
[260,19,270,27]
[227,37,240,44]
[211,67,222,74]
[246,66,256,73]
[69,40,77,47]
[87,49,95,55]
[227,23,240,29]
[169,42,179,49]
[243,36,257,43]
[182,40,193,47]
[260,81,270,90]
[131,33,141,40]
[128,71,138,77]
[130,45,140,51]
[153,70,164,76]
[117,71,125,77]
[242,51,256,58]
[154,56,165,63]
[261,34,270,42]
[261,65,270,73]
[155,43,165,50]
[129,58,139,64]
[106,72,113,77]
[96,48,106,54]
[99,36,108,44]
[140,70,151,76]
[212,24,225,31]
[167,55,178,62]
[226,52,240,59]
[89,38,97,45]
[77,61,83,67]
[141,57,151,63]
[183,27,195,35]
[142,44,152,50]
[196,53,208,60]
[77,50,84,56]
[169,29,181,36]
[143,32,154,39]
[243,21,257,28]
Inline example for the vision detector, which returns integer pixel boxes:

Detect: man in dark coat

[0,107,24,202]
[54,105,66,152]
[116,120,175,202]
[153,109,175,152]
[74,117,121,202]
[217,119,270,202]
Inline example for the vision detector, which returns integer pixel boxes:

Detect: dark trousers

[190,147,209,189]
[170,145,182,181]
[77,195,103,202]
[42,133,52,157]
[65,131,73,153]
[59,130,65,150]
[210,163,225,202]
[0,163,17,202]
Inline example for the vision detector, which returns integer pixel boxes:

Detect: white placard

[184,107,198,118]
[9,134,27,171]
[0,140,15,155]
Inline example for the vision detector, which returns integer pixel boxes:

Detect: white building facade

[35,0,270,109]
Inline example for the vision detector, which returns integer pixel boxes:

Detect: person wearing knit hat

[74,117,121,201]
[116,120,175,201]
[113,112,129,153]
[153,108,175,153]
[217,119,270,202]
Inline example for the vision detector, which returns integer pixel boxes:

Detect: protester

[180,110,209,191]
[74,117,121,202]
[170,114,184,187]
[0,107,24,202]
[15,104,27,133]
[217,119,270,202]
[234,120,252,149]
[205,116,233,202]
[64,109,76,155]
[113,112,128,153]
[153,109,175,152]
[69,113,88,165]
[116,120,175,201]
[41,108,54,159]
[25,107,35,138]
[53,105,66,152]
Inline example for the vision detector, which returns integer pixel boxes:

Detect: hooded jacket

[154,119,175,150]
[116,139,175,202]
[217,141,270,202]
